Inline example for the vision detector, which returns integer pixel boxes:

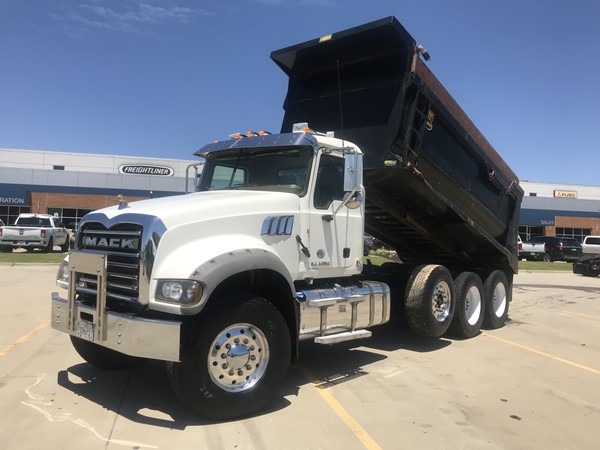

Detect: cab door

[307,152,363,275]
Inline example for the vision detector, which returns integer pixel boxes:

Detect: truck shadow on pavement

[56,320,452,426]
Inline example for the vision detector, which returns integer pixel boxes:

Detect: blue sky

[1,0,599,185]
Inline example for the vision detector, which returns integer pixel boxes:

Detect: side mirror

[343,150,362,192]
[345,191,363,210]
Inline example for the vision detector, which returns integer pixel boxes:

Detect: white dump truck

[51,17,523,420]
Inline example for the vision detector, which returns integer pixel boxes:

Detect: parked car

[582,235,600,255]
[526,236,583,262]
[519,238,547,261]
[0,213,69,253]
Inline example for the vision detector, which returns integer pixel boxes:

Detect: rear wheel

[0,246,12,253]
[70,336,145,370]
[483,270,510,329]
[405,265,455,338]
[542,253,552,262]
[167,297,291,420]
[448,272,484,338]
[42,238,53,253]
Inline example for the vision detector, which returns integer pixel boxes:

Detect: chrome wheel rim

[432,281,452,322]
[208,323,269,392]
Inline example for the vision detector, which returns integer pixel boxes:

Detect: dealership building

[519,181,600,242]
[2,148,600,242]
[0,148,201,227]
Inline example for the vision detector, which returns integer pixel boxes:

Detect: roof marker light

[293,122,309,133]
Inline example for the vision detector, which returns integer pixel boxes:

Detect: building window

[519,225,544,242]
[556,227,591,243]
[47,207,93,229]
[0,205,31,226]
[529,193,537,197]
[53,165,65,170]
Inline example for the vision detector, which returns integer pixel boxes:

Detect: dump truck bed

[271,17,523,272]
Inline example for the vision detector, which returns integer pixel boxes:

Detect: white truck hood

[88,190,301,228]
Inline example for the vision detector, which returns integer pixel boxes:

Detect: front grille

[77,222,142,308]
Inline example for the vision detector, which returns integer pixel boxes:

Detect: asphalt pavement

[1,265,599,450]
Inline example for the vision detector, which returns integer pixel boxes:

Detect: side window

[314,154,345,209]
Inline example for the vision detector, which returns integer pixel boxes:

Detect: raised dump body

[271,16,523,272]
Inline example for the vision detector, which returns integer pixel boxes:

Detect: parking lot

[1,265,599,450]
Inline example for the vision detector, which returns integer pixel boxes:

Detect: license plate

[77,321,95,341]
[18,241,26,245]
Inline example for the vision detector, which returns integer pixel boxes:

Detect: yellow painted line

[561,310,600,321]
[299,364,382,450]
[0,320,50,358]
[483,332,600,375]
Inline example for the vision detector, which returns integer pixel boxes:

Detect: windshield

[197,146,313,195]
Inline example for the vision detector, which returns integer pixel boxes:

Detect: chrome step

[314,330,372,345]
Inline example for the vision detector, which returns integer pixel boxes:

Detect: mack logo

[84,236,137,249]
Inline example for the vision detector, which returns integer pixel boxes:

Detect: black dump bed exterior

[271,16,523,273]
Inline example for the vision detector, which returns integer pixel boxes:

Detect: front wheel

[483,270,510,329]
[167,297,291,420]
[405,265,455,338]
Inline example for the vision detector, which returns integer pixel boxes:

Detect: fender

[151,247,296,316]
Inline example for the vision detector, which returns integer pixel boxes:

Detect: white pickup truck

[582,236,600,254]
[518,236,547,261]
[0,213,69,253]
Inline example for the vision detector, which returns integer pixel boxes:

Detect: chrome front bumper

[51,293,181,361]
[51,251,180,362]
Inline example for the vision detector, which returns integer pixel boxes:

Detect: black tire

[0,246,12,253]
[405,265,455,338]
[70,335,145,370]
[166,297,291,420]
[448,272,484,339]
[42,238,53,253]
[582,267,600,277]
[542,253,552,262]
[60,239,70,252]
[483,270,510,329]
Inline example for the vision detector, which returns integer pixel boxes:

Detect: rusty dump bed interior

[271,16,523,272]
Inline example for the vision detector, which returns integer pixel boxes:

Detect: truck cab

[194,126,365,281]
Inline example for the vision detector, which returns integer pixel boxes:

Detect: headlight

[56,259,70,290]
[156,280,203,305]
